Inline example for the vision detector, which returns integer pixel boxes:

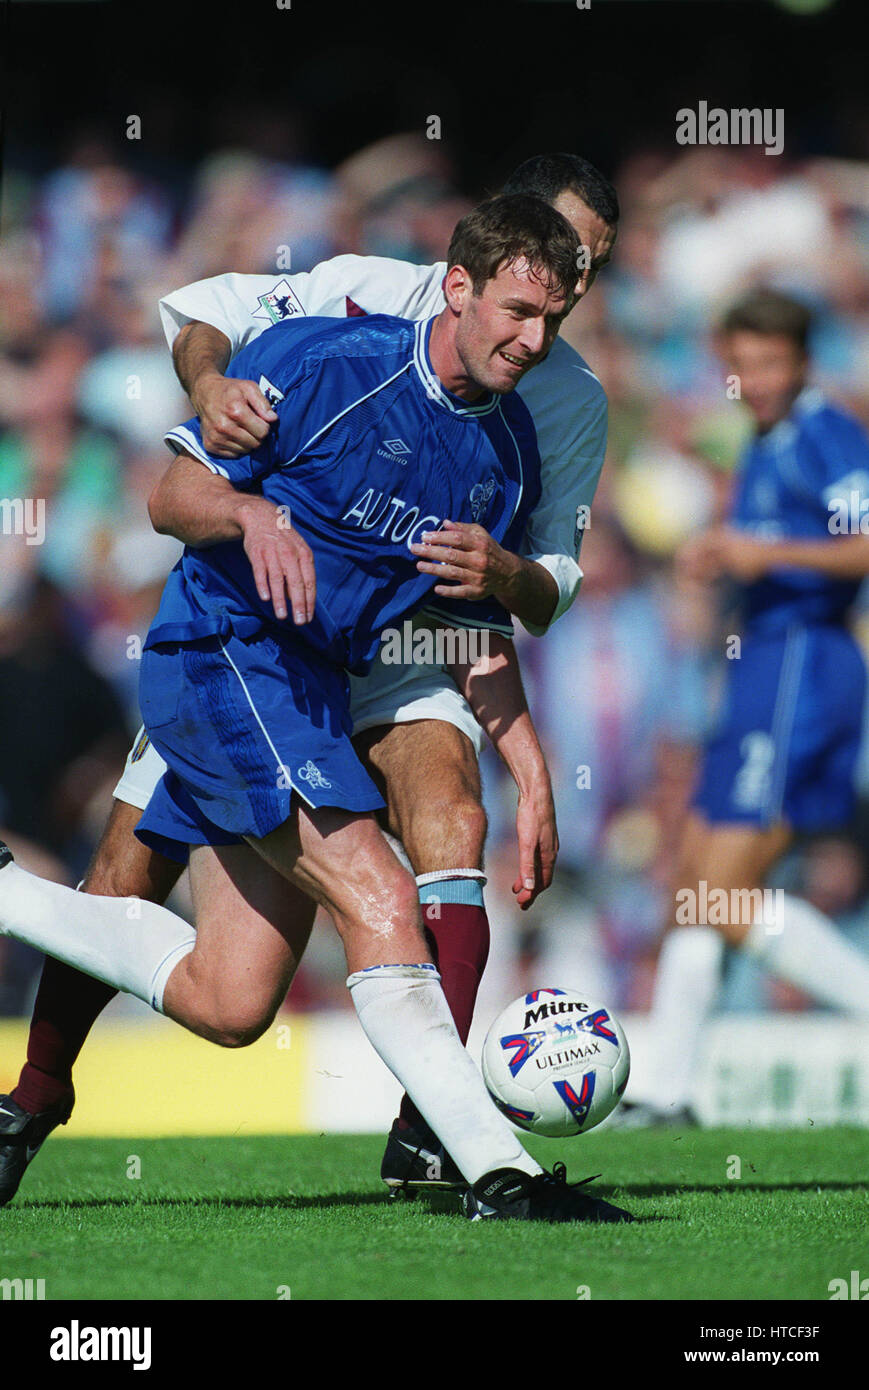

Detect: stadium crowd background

[3,117,869,1025]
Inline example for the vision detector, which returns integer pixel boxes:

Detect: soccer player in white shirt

[0,154,618,1200]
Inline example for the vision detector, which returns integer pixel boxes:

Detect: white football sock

[348,963,542,1186]
[741,892,869,1016]
[0,859,195,1012]
[639,928,724,1112]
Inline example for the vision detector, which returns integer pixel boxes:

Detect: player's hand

[410,519,516,600]
[192,373,278,458]
[709,527,771,582]
[239,500,316,624]
[512,784,559,910]
[676,529,724,582]
[678,526,769,584]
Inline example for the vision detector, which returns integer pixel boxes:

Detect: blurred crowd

[4,124,869,1018]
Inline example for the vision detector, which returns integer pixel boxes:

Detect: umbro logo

[376,438,411,464]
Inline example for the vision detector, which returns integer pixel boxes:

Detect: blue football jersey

[731,388,869,634]
[146,314,542,673]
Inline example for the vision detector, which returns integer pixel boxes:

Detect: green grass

[1,1128,866,1300]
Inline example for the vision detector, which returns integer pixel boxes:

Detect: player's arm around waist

[445,629,558,907]
[148,453,315,625]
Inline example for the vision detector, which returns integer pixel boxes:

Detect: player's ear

[442,264,473,314]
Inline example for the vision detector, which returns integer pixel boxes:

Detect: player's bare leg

[626,810,869,1122]
[164,807,631,1216]
[354,719,491,1189]
[356,720,487,876]
[0,813,574,1203]
[673,813,792,947]
[245,801,558,1192]
[161,843,315,1046]
[85,799,186,902]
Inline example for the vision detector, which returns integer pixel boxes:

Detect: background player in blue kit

[622,289,869,1125]
[0,196,633,1223]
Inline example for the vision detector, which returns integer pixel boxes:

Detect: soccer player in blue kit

[622,289,869,1125]
[1,153,619,1203]
[0,195,632,1222]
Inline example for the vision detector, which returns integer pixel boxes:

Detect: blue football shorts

[136,628,385,861]
[693,623,866,831]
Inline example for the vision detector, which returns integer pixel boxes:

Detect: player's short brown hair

[447,194,579,304]
[721,289,813,353]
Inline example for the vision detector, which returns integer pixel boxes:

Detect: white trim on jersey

[165,424,230,477]
[496,399,525,532]
[411,319,499,417]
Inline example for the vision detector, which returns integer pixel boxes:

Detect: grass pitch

[1,1127,866,1301]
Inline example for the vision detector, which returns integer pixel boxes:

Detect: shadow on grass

[16,1177,857,1217]
[614,1180,866,1197]
[12,1189,668,1224]
[13,1191,426,1213]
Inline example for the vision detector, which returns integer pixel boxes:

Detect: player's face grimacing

[445,258,573,397]
[722,330,809,432]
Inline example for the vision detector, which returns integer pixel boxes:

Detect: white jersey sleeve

[158,255,447,355]
[514,336,608,635]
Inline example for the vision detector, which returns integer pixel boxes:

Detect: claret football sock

[348,962,541,1186]
[0,857,195,1012]
[13,958,116,1114]
[397,871,490,1134]
[12,872,120,1115]
[742,892,869,1016]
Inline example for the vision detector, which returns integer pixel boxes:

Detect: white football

[481,988,630,1137]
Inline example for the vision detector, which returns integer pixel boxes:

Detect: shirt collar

[413,317,500,417]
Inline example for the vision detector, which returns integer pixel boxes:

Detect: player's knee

[674,877,754,946]
[405,793,487,872]
[377,867,422,933]
[183,960,277,1048]
[208,1002,275,1049]
[343,864,422,952]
